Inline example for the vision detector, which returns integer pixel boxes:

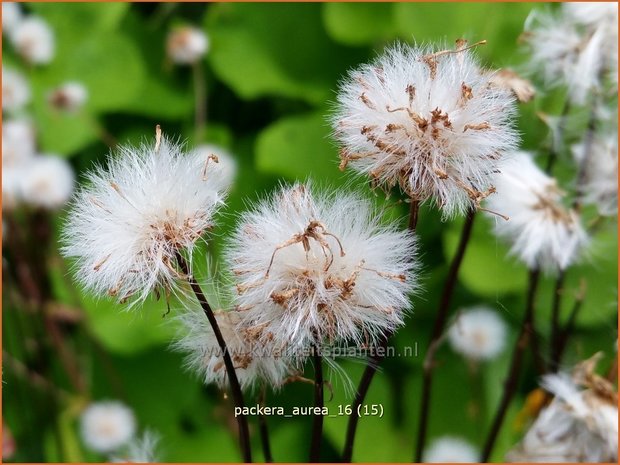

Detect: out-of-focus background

[2,2,617,462]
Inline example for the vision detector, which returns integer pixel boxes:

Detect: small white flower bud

[167,26,209,64]
[48,81,88,112]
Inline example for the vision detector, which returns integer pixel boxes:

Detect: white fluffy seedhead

[175,309,295,391]
[80,401,136,454]
[191,144,237,191]
[507,359,618,462]
[424,436,478,463]
[227,183,418,354]
[110,431,160,463]
[62,134,228,305]
[10,17,55,65]
[167,26,209,64]
[2,67,30,112]
[572,133,618,216]
[48,81,88,112]
[2,3,22,35]
[332,41,518,218]
[2,119,36,167]
[448,306,507,361]
[20,155,75,209]
[486,151,588,272]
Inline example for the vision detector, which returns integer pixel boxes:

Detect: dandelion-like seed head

[507,355,618,462]
[175,309,295,391]
[80,401,136,454]
[227,183,418,352]
[332,40,518,218]
[48,81,88,112]
[486,151,588,272]
[191,144,237,191]
[424,436,478,463]
[20,155,75,210]
[62,133,228,305]
[448,306,507,361]
[2,67,30,112]
[2,3,22,35]
[111,431,160,463]
[10,17,55,65]
[167,26,209,64]
[2,119,36,167]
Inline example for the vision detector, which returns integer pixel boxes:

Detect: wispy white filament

[191,144,237,191]
[111,431,160,463]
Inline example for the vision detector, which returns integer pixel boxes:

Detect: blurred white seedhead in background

[424,436,478,463]
[191,144,237,191]
[2,3,22,35]
[523,3,618,104]
[167,26,209,64]
[485,151,588,272]
[332,40,518,218]
[2,119,36,166]
[20,155,75,210]
[80,401,136,454]
[111,431,160,463]
[2,67,31,112]
[175,309,295,391]
[48,81,89,112]
[227,182,418,353]
[61,132,229,305]
[507,354,618,462]
[572,133,618,216]
[447,306,507,361]
[10,16,55,64]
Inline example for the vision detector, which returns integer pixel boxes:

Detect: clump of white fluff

[2,67,30,112]
[191,144,237,190]
[2,119,36,167]
[507,359,618,462]
[61,134,228,305]
[227,183,417,352]
[48,81,88,112]
[10,16,55,64]
[523,4,618,104]
[20,155,75,209]
[448,306,507,361]
[111,431,160,463]
[175,309,295,391]
[485,151,588,271]
[167,26,209,64]
[332,41,518,218]
[80,401,136,454]
[424,436,478,463]
[572,133,618,216]
[2,3,22,34]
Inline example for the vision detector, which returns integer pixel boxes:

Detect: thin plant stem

[553,280,586,367]
[258,386,273,463]
[175,254,252,463]
[193,61,207,142]
[341,200,420,463]
[549,270,566,372]
[414,208,476,462]
[480,269,541,462]
[309,344,324,463]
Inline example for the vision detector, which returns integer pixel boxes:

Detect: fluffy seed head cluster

[486,151,588,271]
[447,306,507,361]
[332,41,518,218]
[62,134,229,305]
[175,309,295,391]
[20,155,75,209]
[10,16,55,65]
[48,81,89,112]
[3,67,31,112]
[167,26,209,64]
[191,144,237,190]
[227,183,417,351]
[2,119,35,167]
[507,356,618,462]
[424,436,478,463]
[111,431,160,463]
[2,3,22,34]
[80,401,136,454]
[572,133,618,216]
[523,3,618,103]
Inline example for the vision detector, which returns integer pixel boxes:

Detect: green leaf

[255,111,342,182]
[205,3,366,104]
[322,3,397,46]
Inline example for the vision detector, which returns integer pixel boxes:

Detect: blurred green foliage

[3,2,617,463]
